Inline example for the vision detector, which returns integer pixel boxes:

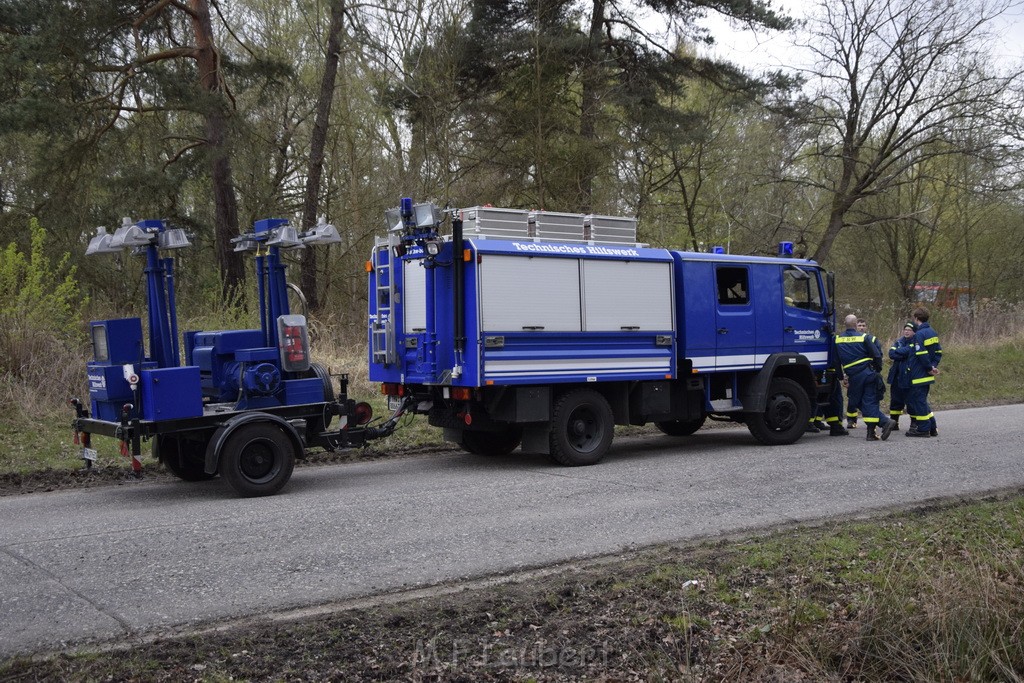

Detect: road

[1,404,1022,657]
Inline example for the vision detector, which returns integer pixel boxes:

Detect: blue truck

[369,201,838,465]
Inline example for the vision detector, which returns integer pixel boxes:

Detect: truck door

[713,265,756,368]
[781,265,829,368]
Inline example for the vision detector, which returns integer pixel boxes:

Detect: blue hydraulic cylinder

[139,220,177,368]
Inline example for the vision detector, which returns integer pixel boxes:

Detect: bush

[0,218,87,413]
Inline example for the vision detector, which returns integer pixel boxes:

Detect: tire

[548,389,614,466]
[156,436,215,482]
[460,427,523,456]
[219,423,296,497]
[746,377,811,446]
[655,415,706,437]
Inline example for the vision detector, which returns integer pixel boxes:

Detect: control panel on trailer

[368,199,837,465]
[72,216,405,497]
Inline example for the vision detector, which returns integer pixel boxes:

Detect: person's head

[844,314,858,329]
[912,306,929,323]
[902,321,916,338]
[856,318,867,332]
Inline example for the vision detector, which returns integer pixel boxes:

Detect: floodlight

[110,217,157,248]
[413,202,440,230]
[266,225,304,249]
[301,218,341,245]
[158,228,192,250]
[385,207,402,232]
[85,226,120,255]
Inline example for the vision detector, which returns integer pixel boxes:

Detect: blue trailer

[368,200,838,465]
[72,217,398,496]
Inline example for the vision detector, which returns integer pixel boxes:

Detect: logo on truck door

[792,329,822,341]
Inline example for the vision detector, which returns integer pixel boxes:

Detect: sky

[695,0,1024,75]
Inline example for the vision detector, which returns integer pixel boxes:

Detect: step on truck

[368,199,839,465]
[71,217,403,497]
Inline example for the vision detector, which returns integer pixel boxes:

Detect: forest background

[1,0,1023,449]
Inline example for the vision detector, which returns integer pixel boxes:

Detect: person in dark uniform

[897,307,942,437]
[887,321,916,429]
[835,314,896,441]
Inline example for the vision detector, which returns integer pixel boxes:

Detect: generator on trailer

[71,217,404,497]
[368,199,838,465]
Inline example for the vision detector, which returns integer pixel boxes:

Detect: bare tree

[300,0,346,313]
[800,0,1022,264]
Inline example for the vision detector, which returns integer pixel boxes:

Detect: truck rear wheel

[549,389,613,466]
[746,377,810,446]
[461,427,523,456]
[219,423,296,497]
[156,436,215,482]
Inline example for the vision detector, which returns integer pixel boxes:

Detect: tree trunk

[578,0,605,214]
[189,0,244,297]
[300,0,346,313]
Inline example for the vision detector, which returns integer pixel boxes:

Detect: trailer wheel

[219,423,296,497]
[156,436,215,482]
[461,427,523,456]
[655,416,706,437]
[746,377,810,446]
[549,389,614,466]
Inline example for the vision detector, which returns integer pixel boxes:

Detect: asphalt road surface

[2,404,1022,657]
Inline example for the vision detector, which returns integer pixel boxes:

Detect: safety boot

[829,424,849,436]
[889,416,900,430]
[881,419,896,441]
[866,426,879,441]
[905,429,930,437]
[929,428,938,438]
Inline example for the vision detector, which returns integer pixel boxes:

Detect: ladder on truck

[371,234,398,365]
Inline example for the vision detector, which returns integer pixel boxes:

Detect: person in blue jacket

[835,314,896,441]
[887,321,916,429]
[904,307,942,436]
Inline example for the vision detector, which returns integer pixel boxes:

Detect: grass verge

[2,493,1022,681]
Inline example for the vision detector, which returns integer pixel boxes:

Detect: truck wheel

[746,377,810,446]
[655,416,706,437]
[549,389,614,466]
[461,427,523,456]
[219,423,296,497]
[156,436,215,482]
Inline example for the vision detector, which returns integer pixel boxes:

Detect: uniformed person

[835,314,896,441]
[847,317,883,427]
[896,307,942,437]
[887,321,916,429]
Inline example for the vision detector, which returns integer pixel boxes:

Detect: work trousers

[906,384,936,433]
[847,368,888,425]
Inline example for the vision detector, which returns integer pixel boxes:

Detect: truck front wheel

[549,389,614,466]
[219,423,296,497]
[746,377,810,446]
[461,427,523,456]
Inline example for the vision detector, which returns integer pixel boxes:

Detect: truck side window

[716,267,749,305]
[783,267,822,311]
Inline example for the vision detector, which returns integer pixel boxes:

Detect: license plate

[387,395,403,411]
